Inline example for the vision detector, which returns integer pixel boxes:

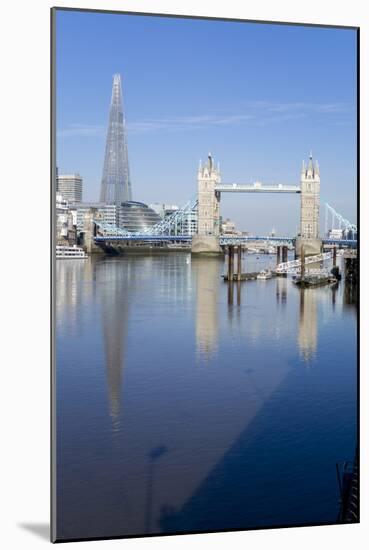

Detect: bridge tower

[191,153,222,254]
[296,153,322,256]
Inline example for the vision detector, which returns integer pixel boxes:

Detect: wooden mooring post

[333,246,337,268]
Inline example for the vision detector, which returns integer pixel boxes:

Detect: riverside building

[57,173,83,203]
[70,201,162,233]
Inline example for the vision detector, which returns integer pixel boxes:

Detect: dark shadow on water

[18,523,49,541]
[159,361,357,534]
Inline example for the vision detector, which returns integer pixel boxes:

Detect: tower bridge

[214,183,301,194]
[192,152,320,256]
[86,74,356,255]
[89,152,356,254]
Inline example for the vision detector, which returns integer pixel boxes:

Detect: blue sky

[56,10,357,234]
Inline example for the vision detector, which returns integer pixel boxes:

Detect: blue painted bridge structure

[94,234,357,247]
[91,198,357,248]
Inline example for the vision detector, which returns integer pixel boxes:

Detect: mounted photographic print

[51,7,359,543]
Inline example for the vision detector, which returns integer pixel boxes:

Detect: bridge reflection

[193,257,220,360]
[298,288,318,362]
[56,254,348,434]
[56,253,355,537]
[276,276,287,305]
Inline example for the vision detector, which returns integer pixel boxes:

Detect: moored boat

[257,269,272,280]
[56,245,88,259]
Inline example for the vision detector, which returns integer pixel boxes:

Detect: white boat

[56,245,88,259]
[257,269,272,280]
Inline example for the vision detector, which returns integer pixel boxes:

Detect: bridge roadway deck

[215,184,301,193]
[94,234,357,246]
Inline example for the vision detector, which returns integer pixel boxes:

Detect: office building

[57,173,83,203]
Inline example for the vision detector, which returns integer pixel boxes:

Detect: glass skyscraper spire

[100,74,132,204]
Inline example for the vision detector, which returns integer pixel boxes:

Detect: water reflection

[276,276,287,305]
[298,288,317,363]
[56,259,95,334]
[56,255,347,427]
[94,259,131,431]
[56,253,357,539]
[344,280,358,311]
[193,257,220,359]
[331,282,338,309]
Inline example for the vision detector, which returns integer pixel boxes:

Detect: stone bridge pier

[82,209,104,254]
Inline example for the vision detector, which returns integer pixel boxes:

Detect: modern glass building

[69,200,196,235]
[57,174,83,202]
[70,202,117,231]
[175,209,197,236]
[118,201,162,232]
[100,74,132,204]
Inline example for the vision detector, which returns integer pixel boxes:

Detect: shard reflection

[96,259,132,431]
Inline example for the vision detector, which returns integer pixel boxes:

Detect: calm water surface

[56,253,357,540]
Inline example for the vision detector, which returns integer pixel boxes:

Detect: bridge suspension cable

[93,196,198,238]
[325,203,357,238]
[141,196,198,235]
[93,220,130,237]
[92,197,357,245]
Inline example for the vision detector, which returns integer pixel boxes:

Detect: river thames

[55,252,357,540]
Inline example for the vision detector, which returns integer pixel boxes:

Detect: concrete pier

[276,246,281,266]
[191,234,222,255]
[295,236,322,257]
[276,245,288,277]
[282,245,288,263]
[237,246,242,281]
[228,245,234,281]
[343,250,358,283]
[225,245,248,281]
[83,211,104,255]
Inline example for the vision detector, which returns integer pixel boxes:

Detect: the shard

[100,73,132,204]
